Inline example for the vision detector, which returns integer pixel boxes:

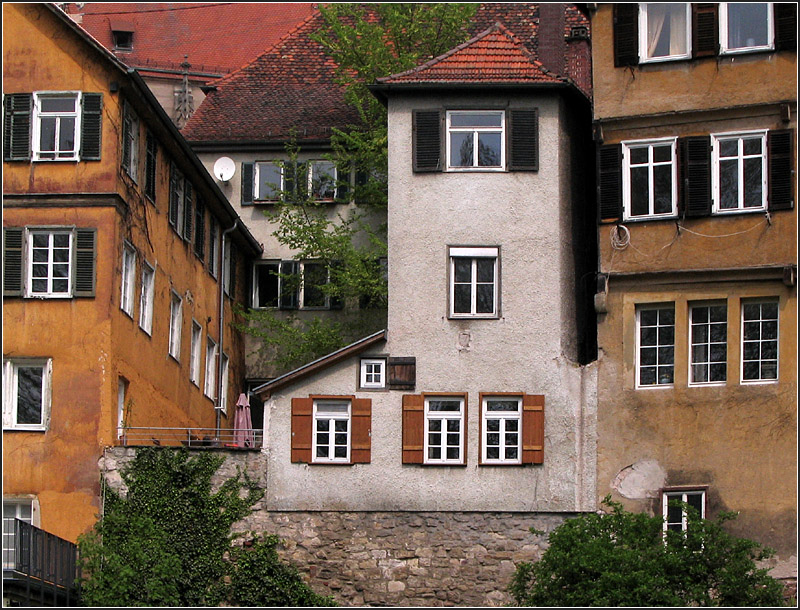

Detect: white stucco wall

[262,91,597,513]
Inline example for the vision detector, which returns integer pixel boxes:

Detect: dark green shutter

[80,93,102,161]
[680,136,712,218]
[241,162,254,205]
[413,110,442,172]
[775,3,797,51]
[508,109,539,171]
[278,260,299,310]
[768,129,794,211]
[121,101,132,173]
[74,228,97,297]
[194,195,206,259]
[3,227,24,296]
[3,93,32,161]
[169,164,180,228]
[692,4,718,58]
[613,3,639,67]
[597,144,622,222]
[183,181,193,241]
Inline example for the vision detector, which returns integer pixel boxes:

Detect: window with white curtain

[639,3,691,62]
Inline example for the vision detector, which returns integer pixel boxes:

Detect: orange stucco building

[2,1,260,552]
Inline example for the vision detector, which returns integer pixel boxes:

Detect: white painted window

[482,396,522,464]
[139,262,154,334]
[360,358,386,389]
[32,92,81,161]
[720,3,773,54]
[313,399,351,463]
[2,499,35,569]
[120,242,136,317]
[449,247,498,318]
[255,162,283,201]
[689,303,727,385]
[190,321,202,386]
[446,110,505,170]
[712,131,767,214]
[218,352,229,414]
[424,397,464,464]
[622,138,677,220]
[168,291,182,361]
[122,100,139,181]
[2,359,52,431]
[208,218,219,279]
[204,338,217,398]
[639,3,691,62]
[636,305,675,387]
[117,376,128,439]
[27,229,73,298]
[741,300,779,382]
[663,489,705,533]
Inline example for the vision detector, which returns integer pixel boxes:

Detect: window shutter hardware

[241,162,254,205]
[413,110,442,172]
[768,129,794,211]
[508,109,539,171]
[3,93,32,161]
[350,398,372,464]
[3,227,24,296]
[692,4,719,58]
[522,394,545,464]
[402,394,425,464]
[290,397,313,463]
[613,3,639,67]
[598,144,623,222]
[80,93,103,161]
[680,136,712,217]
[388,357,416,389]
[73,228,97,297]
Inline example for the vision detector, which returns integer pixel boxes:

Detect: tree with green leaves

[77,448,335,607]
[509,495,786,607]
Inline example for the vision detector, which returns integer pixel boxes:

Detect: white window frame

[2,359,52,431]
[711,130,768,214]
[741,299,779,383]
[360,358,386,389]
[190,321,202,386]
[117,376,128,439]
[481,396,522,465]
[635,304,675,388]
[662,489,706,533]
[209,219,219,279]
[308,160,338,200]
[689,302,728,386]
[312,399,351,463]
[254,161,284,201]
[719,2,774,54]
[138,262,155,335]
[638,3,692,63]
[222,238,232,296]
[446,110,506,171]
[120,242,136,317]
[168,291,182,361]
[622,138,678,220]
[2,498,39,570]
[122,100,139,181]
[31,91,82,161]
[204,338,217,398]
[218,352,229,414]
[449,247,499,318]
[26,228,74,298]
[424,396,465,465]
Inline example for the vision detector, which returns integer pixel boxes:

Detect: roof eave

[369,80,587,105]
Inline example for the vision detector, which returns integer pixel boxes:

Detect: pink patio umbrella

[233,393,255,448]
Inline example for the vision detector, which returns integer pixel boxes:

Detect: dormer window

[113,30,133,51]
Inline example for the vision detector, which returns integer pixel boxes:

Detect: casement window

[218,352,229,414]
[291,396,371,464]
[4,91,102,162]
[639,3,691,62]
[689,303,727,385]
[741,300,778,382]
[112,29,134,51]
[636,305,675,387]
[622,139,677,220]
[712,131,767,213]
[144,131,157,203]
[121,100,139,181]
[479,394,545,465]
[117,376,128,438]
[2,499,36,569]
[242,160,349,204]
[301,261,329,309]
[422,396,466,465]
[208,217,219,278]
[190,321,202,386]
[360,358,386,389]
[120,242,136,317]
[194,196,205,261]
[414,108,538,173]
[139,262,154,335]
[252,261,281,308]
[253,260,339,310]
[309,160,338,199]
[662,488,706,533]
[204,338,217,398]
[168,291,182,361]
[720,3,774,54]
[3,227,96,299]
[2,359,52,431]
[221,240,237,299]
[168,164,194,241]
[449,247,499,318]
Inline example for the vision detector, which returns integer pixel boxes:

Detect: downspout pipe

[216,220,239,436]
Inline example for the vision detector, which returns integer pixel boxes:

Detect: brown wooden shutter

[597,144,622,223]
[73,228,97,297]
[350,398,372,464]
[3,93,32,161]
[692,4,718,58]
[241,162,254,205]
[402,394,424,464]
[768,129,794,211]
[775,3,797,51]
[291,397,313,463]
[413,110,442,172]
[508,109,539,171]
[680,136,711,217]
[613,3,639,67]
[3,227,24,296]
[522,394,544,465]
[80,93,103,161]
[388,357,416,389]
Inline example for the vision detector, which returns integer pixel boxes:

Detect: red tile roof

[64,3,314,78]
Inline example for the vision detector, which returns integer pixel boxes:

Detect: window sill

[639,54,691,65]
[719,46,774,56]
[31,157,80,163]
[420,462,468,467]
[448,314,499,320]
[445,167,505,173]
[622,214,678,223]
[480,461,524,467]
[688,381,727,388]
[711,207,767,216]
[635,384,674,390]
[740,378,779,385]
[3,427,47,432]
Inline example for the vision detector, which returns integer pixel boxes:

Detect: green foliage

[78,448,330,607]
[509,496,785,607]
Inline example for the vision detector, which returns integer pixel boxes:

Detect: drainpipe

[216,220,239,436]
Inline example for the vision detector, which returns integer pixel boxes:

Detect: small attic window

[113,30,133,50]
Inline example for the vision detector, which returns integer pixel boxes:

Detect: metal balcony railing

[118,426,264,449]
[2,519,79,606]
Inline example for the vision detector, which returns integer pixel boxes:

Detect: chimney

[537,3,566,76]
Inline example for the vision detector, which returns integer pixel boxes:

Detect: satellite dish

[213,157,235,182]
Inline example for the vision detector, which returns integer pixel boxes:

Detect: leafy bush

[509,496,785,607]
